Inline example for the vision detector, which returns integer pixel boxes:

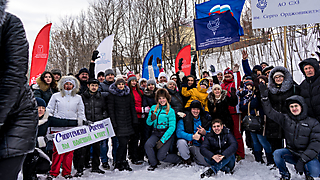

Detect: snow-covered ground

[18,145,320,180]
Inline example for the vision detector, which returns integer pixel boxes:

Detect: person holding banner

[108,77,138,171]
[46,76,86,179]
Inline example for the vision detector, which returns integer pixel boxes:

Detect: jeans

[273,148,320,178]
[205,155,235,174]
[250,132,272,153]
[100,137,118,163]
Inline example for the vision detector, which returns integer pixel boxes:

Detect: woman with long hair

[34,71,58,104]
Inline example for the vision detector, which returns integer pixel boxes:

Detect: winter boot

[114,161,124,171]
[200,168,215,178]
[102,162,110,170]
[305,174,314,180]
[266,152,275,166]
[147,165,157,171]
[91,168,105,174]
[122,160,133,171]
[253,151,265,163]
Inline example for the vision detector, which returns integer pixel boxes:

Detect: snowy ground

[18,146,320,180]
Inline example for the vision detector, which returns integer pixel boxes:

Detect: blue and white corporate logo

[256,0,267,13]
[95,53,111,65]
[207,18,220,35]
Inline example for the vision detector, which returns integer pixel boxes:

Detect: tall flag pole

[29,23,52,85]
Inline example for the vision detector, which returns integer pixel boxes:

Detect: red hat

[224,67,233,75]
[127,71,137,84]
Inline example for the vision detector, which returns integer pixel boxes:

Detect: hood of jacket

[268,66,293,94]
[207,89,227,104]
[0,0,6,27]
[109,83,130,96]
[298,58,320,83]
[286,95,308,121]
[36,76,57,92]
[197,78,209,93]
[58,76,80,97]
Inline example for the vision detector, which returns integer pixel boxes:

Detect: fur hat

[147,79,157,87]
[35,97,46,107]
[273,71,284,79]
[155,88,171,102]
[105,69,115,76]
[127,71,137,84]
[167,80,177,87]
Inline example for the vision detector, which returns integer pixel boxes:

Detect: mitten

[91,50,100,61]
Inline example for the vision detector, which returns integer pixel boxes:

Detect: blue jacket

[146,104,176,143]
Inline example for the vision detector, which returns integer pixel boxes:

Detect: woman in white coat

[46,76,86,179]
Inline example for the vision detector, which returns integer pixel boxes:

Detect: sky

[7,0,91,54]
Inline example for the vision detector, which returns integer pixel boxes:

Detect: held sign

[252,0,320,28]
[53,118,115,154]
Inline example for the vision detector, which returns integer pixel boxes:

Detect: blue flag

[195,0,245,35]
[194,11,240,51]
[142,44,163,80]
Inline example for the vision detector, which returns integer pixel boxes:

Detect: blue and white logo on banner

[256,0,268,13]
[194,11,240,51]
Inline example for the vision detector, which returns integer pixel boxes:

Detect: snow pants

[50,141,73,177]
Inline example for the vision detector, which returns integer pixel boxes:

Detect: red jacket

[132,86,144,118]
[221,71,241,114]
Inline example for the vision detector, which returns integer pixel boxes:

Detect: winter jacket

[262,95,320,163]
[131,86,144,119]
[176,111,211,146]
[181,78,209,112]
[221,71,241,114]
[108,83,138,137]
[142,88,157,108]
[299,58,320,122]
[165,86,184,113]
[265,66,298,138]
[200,128,238,160]
[0,9,38,159]
[146,104,176,144]
[37,112,49,148]
[81,89,108,122]
[100,80,114,94]
[46,76,86,131]
[34,77,58,104]
[207,90,238,130]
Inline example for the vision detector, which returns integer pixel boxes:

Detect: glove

[144,107,150,113]
[178,58,183,70]
[209,65,215,74]
[148,55,153,66]
[259,82,268,98]
[178,71,185,82]
[37,136,46,148]
[192,55,197,63]
[151,111,157,121]
[156,140,164,149]
[294,159,305,175]
[177,112,186,118]
[91,50,100,61]
[84,120,94,126]
[230,87,236,96]
[46,134,55,141]
[182,76,188,86]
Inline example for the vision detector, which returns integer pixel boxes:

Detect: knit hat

[78,68,90,75]
[35,97,46,107]
[155,88,171,102]
[253,65,262,72]
[224,67,233,75]
[127,71,137,84]
[245,81,254,87]
[158,72,168,82]
[88,78,100,85]
[170,74,177,80]
[190,100,202,110]
[167,80,177,87]
[105,69,115,76]
[97,71,105,77]
[206,76,213,80]
[273,71,284,79]
[139,78,147,85]
[115,77,125,85]
[147,79,157,87]
[200,79,209,88]
[51,69,62,76]
[260,62,269,67]
[262,66,274,75]
[212,84,222,91]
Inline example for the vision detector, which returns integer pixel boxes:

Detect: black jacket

[207,90,238,130]
[165,86,184,113]
[200,128,238,160]
[34,77,58,104]
[262,95,320,163]
[108,83,138,136]
[100,80,114,94]
[142,88,157,108]
[81,90,108,122]
[299,58,320,122]
[0,12,38,159]
[183,111,211,134]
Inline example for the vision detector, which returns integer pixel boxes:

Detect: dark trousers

[0,154,26,180]
[116,136,130,163]
[73,142,101,171]
[144,130,181,166]
[129,118,146,161]
[23,149,51,180]
[267,137,283,153]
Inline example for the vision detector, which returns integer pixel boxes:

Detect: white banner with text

[53,118,115,154]
[251,0,320,29]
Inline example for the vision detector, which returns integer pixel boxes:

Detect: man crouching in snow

[200,119,238,178]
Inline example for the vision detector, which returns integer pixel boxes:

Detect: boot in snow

[253,151,265,163]
[266,152,275,166]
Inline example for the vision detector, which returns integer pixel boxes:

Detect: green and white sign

[53,118,115,154]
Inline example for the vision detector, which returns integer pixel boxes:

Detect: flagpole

[194,0,201,78]
[284,26,287,68]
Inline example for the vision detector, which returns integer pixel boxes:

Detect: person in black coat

[165,80,184,114]
[0,3,38,179]
[100,68,115,94]
[299,58,320,122]
[207,84,238,131]
[261,84,320,179]
[108,77,138,171]
[200,119,238,178]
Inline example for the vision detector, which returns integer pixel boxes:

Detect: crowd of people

[21,49,320,180]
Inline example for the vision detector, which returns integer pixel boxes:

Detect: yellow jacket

[181,78,209,112]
